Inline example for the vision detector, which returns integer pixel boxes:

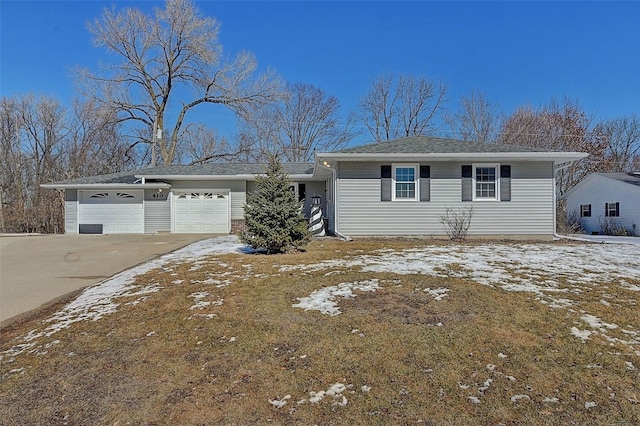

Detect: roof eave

[315,152,589,162]
[40,183,172,190]
[135,173,317,181]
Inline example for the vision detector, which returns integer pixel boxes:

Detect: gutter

[40,183,172,190]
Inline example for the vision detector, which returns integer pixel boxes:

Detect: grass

[1,238,639,425]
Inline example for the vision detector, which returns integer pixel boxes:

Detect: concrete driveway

[0,233,212,326]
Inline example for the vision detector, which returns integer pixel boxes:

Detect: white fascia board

[315,152,589,163]
[135,174,256,180]
[40,183,172,190]
[136,174,318,181]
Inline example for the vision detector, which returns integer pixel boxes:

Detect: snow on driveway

[2,236,639,370]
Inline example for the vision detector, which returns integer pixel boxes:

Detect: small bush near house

[599,216,632,236]
[439,206,474,240]
[241,154,311,254]
[565,208,584,234]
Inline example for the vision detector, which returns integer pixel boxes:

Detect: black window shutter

[605,203,609,217]
[461,165,472,201]
[500,165,511,201]
[420,166,430,202]
[381,165,392,201]
[616,202,620,216]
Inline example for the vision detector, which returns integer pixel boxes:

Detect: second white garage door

[174,192,230,234]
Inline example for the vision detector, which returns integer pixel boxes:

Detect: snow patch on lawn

[1,236,246,363]
[282,242,640,352]
[293,279,380,316]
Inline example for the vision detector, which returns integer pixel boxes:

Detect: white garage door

[79,190,144,234]
[174,192,230,234]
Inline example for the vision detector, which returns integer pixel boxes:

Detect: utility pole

[151,118,163,167]
[152,119,157,167]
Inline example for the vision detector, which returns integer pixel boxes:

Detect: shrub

[440,206,474,241]
[599,216,632,236]
[565,209,584,234]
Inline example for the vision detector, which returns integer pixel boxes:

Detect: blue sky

[1,0,639,144]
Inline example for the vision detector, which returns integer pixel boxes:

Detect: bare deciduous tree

[0,95,130,233]
[594,115,640,172]
[180,125,244,165]
[76,0,282,165]
[239,83,356,162]
[356,73,447,142]
[447,90,502,143]
[497,98,608,198]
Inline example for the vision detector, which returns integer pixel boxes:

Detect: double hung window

[392,164,418,201]
[605,202,620,217]
[473,164,499,201]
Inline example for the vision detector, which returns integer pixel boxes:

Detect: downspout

[317,159,351,241]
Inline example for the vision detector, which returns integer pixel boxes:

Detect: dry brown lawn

[1,238,639,425]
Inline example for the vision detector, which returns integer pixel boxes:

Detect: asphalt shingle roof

[44,163,314,185]
[137,163,314,176]
[334,136,557,154]
[599,172,640,187]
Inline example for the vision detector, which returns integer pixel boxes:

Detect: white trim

[41,183,171,190]
[135,174,317,181]
[472,163,500,201]
[392,163,419,202]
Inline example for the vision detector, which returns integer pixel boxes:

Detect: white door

[79,190,144,234]
[174,192,230,233]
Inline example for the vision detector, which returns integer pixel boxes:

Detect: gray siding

[144,189,171,233]
[335,161,555,236]
[64,189,78,234]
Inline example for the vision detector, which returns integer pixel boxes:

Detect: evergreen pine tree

[241,155,311,254]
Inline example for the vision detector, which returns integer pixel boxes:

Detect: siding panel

[336,161,555,236]
[144,189,171,233]
[65,189,78,234]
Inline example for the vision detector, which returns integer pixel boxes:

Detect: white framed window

[473,163,499,201]
[580,204,591,217]
[605,202,619,217]
[392,164,419,201]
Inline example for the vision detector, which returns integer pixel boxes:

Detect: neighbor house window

[473,163,499,200]
[580,204,591,217]
[392,164,419,201]
[605,202,620,217]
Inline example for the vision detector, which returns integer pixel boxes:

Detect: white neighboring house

[565,172,640,236]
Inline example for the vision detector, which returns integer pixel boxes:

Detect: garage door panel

[79,190,144,234]
[174,192,229,234]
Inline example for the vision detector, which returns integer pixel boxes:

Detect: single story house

[564,172,640,236]
[42,136,587,238]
